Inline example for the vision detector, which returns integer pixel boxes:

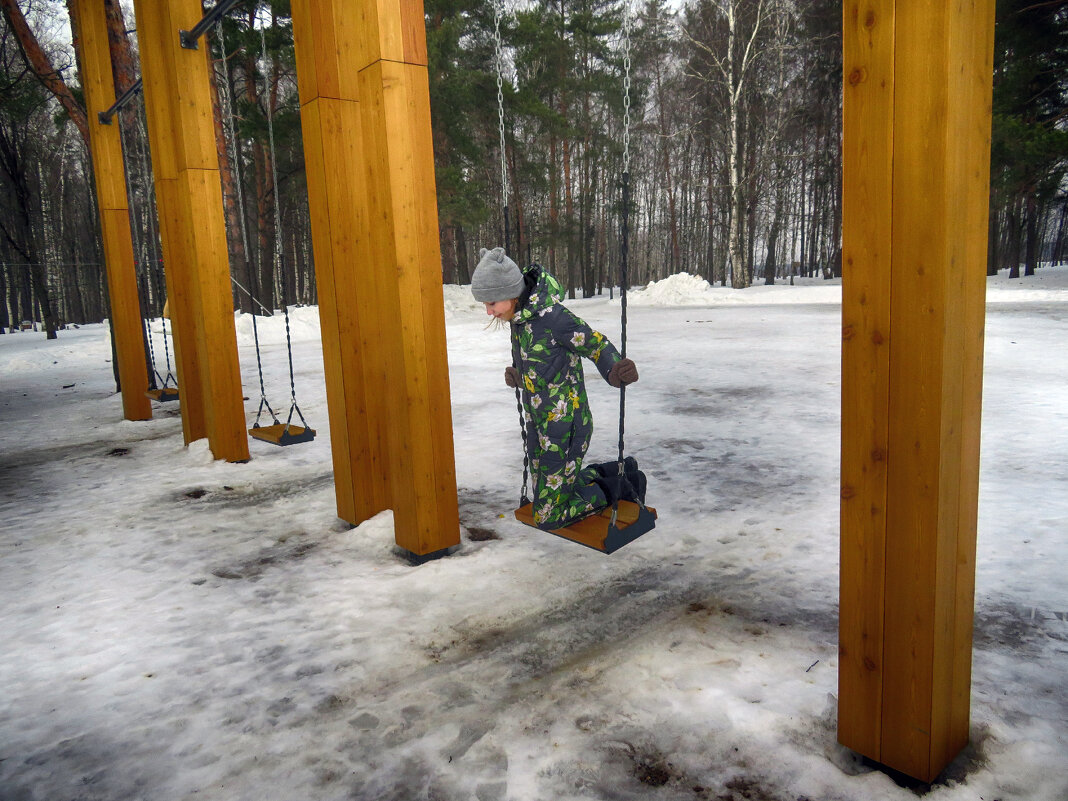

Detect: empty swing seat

[248,424,316,446]
[514,500,657,554]
[145,387,180,402]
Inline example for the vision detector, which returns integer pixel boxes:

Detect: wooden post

[291,0,460,556]
[354,0,461,556]
[839,0,994,782]
[133,0,249,462]
[69,0,152,423]
[133,0,204,444]
[290,1,392,525]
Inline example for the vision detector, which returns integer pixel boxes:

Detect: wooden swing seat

[145,387,180,402]
[248,424,316,446]
[514,500,657,554]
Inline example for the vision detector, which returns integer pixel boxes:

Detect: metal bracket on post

[97,78,144,125]
[179,0,243,50]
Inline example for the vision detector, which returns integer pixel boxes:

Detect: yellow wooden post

[291,0,460,556]
[354,0,461,557]
[291,1,392,525]
[133,0,249,462]
[69,0,152,423]
[839,0,995,782]
[133,0,205,444]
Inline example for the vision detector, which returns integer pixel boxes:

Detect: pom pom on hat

[471,247,524,303]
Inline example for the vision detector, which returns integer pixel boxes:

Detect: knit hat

[471,247,524,302]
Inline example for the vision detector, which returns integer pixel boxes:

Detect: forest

[1,0,1066,337]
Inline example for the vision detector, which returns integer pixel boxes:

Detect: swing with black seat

[492,1,656,553]
[218,19,315,447]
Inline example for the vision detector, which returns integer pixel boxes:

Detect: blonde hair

[483,298,518,331]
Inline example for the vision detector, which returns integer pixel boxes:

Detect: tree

[425,0,498,283]
[990,0,1068,277]
[0,3,62,337]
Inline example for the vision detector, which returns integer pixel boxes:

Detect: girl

[471,246,646,530]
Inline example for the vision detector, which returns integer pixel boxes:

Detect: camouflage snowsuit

[511,267,622,529]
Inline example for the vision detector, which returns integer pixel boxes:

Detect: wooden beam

[291,0,392,524]
[354,3,460,557]
[839,0,994,782]
[133,0,248,462]
[69,0,152,423]
[291,0,460,555]
[133,0,205,444]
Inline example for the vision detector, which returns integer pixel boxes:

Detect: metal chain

[116,104,156,384]
[511,332,530,507]
[260,23,309,431]
[132,103,174,383]
[218,19,274,425]
[497,0,528,504]
[622,0,633,175]
[493,1,509,208]
[120,100,174,390]
[611,1,642,524]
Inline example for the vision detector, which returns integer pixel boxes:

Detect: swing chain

[260,23,303,425]
[217,19,275,425]
[511,336,531,507]
[612,2,642,523]
[132,103,175,386]
[493,1,509,209]
[622,0,633,175]
[120,97,175,391]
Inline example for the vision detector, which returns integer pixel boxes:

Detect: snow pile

[443,283,484,318]
[627,271,842,307]
[628,271,718,306]
[232,305,321,347]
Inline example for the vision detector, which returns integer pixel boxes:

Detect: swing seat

[514,500,657,554]
[145,387,180,402]
[248,423,316,446]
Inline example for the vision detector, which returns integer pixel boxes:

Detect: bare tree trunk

[653,58,680,273]
[3,0,90,146]
[987,199,1001,276]
[1024,189,1038,276]
[764,174,784,286]
[211,36,253,313]
[440,225,457,283]
[1008,197,1022,279]
[456,224,471,284]
[548,118,559,279]
[243,44,274,312]
[104,0,136,92]
[724,1,751,288]
[1051,198,1067,265]
[562,114,575,297]
[0,262,8,332]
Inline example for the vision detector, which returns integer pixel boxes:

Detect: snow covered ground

[1,267,1065,801]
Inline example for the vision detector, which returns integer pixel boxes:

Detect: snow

[627,271,843,306]
[1,265,1066,801]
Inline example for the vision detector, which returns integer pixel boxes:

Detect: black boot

[591,456,639,479]
[593,471,645,505]
[592,474,626,505]
[629,470,648,505]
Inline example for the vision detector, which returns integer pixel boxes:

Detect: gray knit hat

[471,247,524,302]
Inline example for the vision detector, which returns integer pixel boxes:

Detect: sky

[0,266,1065,801]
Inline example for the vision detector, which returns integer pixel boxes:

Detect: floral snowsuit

[511,267,622,529]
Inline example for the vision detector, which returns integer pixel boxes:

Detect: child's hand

[505,366,520,388]
[608,358,639,388]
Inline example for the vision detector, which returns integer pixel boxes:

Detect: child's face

[484,300,516,321]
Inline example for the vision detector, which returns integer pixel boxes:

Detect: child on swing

[471,246,647,530]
